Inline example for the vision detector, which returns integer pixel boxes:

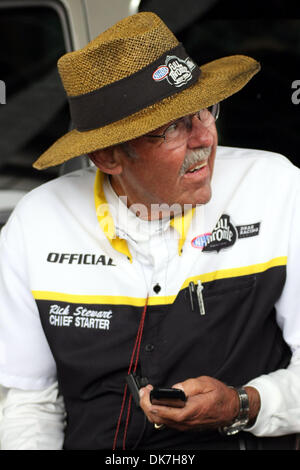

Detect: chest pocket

[156,273,258,385]
[201,274,257,326]
[186,273,257,380]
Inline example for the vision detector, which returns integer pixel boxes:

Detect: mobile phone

[150,387,187,408]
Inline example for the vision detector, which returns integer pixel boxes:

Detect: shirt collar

[94,169,195,260]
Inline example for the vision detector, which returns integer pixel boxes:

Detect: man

[0,12,299,450]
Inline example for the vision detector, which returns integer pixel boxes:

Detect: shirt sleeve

[245,175,300,436]
[0,207,57,390]
[245,350,300,436]
[0,382,65,450]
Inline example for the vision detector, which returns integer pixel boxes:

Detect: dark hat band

[68,43,201,132]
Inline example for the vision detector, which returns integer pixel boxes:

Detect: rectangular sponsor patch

[236,222,261,238]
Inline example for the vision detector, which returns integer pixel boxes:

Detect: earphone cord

[112,295,149,451]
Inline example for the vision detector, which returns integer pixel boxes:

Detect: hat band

[68,43,201,132]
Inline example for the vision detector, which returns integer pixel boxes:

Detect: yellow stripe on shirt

[32,256,287,307]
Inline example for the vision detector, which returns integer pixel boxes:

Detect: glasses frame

[147,103,220,143]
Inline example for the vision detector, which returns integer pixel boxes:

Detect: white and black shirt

[0,146,300,449]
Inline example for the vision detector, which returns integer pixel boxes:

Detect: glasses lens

[164,118,187,146]
[209,103,220,120]
[198,103,219,127]
[162,103,219,149]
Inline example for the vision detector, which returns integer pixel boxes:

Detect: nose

[187,115,215,149]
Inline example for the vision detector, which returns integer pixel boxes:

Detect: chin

[191,186,212,207]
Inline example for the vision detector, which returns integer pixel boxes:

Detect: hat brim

[33,55,260,170]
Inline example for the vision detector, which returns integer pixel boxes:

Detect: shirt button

[145,343,154,352]
[153,283,161,294]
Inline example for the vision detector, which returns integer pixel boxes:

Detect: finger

[139,384,153,408]
[148,405,191,431]
[149,402,187,424]
[139,385,156,423]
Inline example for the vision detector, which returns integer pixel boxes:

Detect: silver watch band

[219,387,250,436]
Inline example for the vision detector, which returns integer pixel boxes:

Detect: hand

[139,376,253,432]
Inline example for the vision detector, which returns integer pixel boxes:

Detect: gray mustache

[179,147,211,176]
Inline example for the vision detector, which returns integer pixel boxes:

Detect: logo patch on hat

[152,65,169,81]
[153,55,196,88]
[191,214,261,253]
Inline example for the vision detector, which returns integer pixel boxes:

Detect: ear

[89,147,123,175]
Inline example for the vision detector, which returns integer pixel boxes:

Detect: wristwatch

[219,387,250,436]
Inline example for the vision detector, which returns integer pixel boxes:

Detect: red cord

[112,383,129,450]
[112,296,149,450]
[122,394,133,449]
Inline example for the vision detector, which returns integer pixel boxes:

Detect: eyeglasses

[147,103,220,149]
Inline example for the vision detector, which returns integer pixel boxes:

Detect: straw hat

[33,12,260,170]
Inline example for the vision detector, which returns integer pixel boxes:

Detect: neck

[109,175,182,221]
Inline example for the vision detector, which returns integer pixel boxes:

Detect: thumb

[172,382,185,392]
[173,377,211,397]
